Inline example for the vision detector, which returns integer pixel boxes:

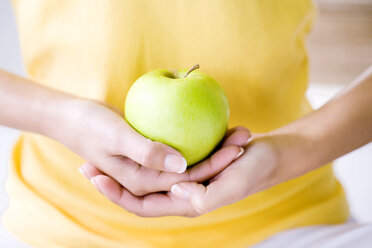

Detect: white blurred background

[1,0,372,247]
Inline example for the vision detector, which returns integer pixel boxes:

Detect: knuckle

[192,199,209,215]
[140,139,157,166]
[204,159,216,173]
[126,167,155,196]
[112,127,126,154]
[128,184,147,196]
[185,170,193,182]
[126,177,152,196]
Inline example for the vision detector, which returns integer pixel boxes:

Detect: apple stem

[183,64,200,78]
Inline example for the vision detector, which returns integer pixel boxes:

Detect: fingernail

[235,147,244,159]
[244,137,253,146]
[78,167,87,178]
[171,184,189,200]
[90,177,103,194]
[164,155,187,173]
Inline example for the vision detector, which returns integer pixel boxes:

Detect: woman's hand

[0,69,251,198]
[79,130,277,218]
[80,64,372,218]
[56,99,251,196]
[170,135,280,215]
[0,69,187,173]
[79,125,250,196]
[50,98,191,173]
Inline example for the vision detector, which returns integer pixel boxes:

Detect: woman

[1,0,372,247]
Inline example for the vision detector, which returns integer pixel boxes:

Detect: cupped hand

[81,133,280,217]
[80,126,251,196]
[52,98,189,173]
[170,135,279,215]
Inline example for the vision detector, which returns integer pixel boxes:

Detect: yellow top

[3,0,349,247]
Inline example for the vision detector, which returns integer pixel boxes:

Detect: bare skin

[83,65,372,217]
[0,69,249,197]
[1,65,372,217]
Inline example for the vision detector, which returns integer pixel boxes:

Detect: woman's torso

[3,1,349,247]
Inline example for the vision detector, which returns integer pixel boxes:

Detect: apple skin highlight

[124,65,229,166]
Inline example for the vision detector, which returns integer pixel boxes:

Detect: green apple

[124,64,229,166]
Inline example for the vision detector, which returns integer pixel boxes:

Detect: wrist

[266,127,321,184]
[244,133,283,193]
[38,93,80,140]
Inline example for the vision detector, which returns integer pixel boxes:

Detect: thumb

[171,182,210,214]
[117,122,187,173]
[171,170,244,214]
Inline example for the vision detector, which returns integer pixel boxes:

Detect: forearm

[270,66,372,180]
[0,69,75,136]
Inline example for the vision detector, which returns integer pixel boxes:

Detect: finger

[79,161,150,197]
[224,126,247,137]
[172,167,246,214]
[95,156,147,196]
[116,122,187,173]
[91,175,195,217]
[81,144,244,196]
[152,145,243,193]
[222,127,251,147]
[98,154,191,196]
[186,145,244,182]
[94,156,182,196]
[102,144,243,195]
[91,155,181,196]
[79,163,104,179]
[91,175,123,202]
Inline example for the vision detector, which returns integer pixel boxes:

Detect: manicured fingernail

[164,155,187,173]
[78,167,87,178]
[235,147,244,159]
[90,177,103,194]
[90,177,98,187]
[244,137,253,146]
[171,184,189,200]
